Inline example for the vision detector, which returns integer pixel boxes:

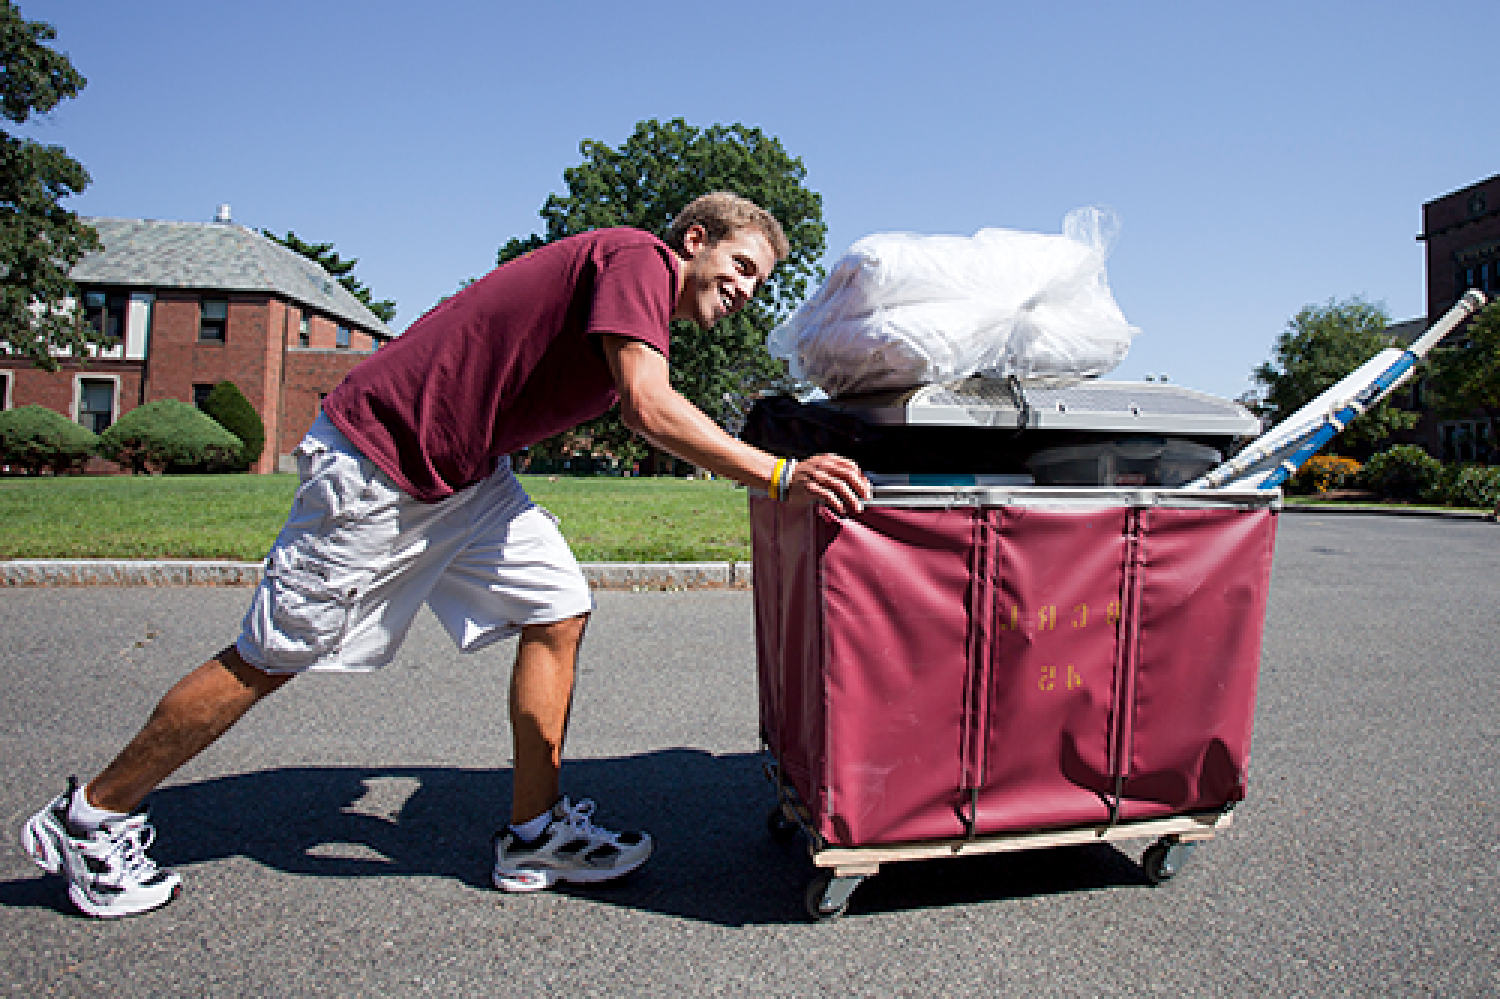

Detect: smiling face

[670,225,777,330]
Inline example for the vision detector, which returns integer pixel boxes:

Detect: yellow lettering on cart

[1038,605,1057,630]
[997,604,1019,631]
[1106,600,1121,626]
[1071,604,1088,628]
[1039,663,1084,693]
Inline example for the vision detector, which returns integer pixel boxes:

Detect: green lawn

[0,474,754,562]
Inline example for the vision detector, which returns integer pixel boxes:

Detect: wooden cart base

[764,761,1234,920]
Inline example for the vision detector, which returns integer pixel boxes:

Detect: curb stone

[4,505,1492,589]
[1281,504,1494,521]
[0,559,753,590]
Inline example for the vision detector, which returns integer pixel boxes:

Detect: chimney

[214,204,232,225]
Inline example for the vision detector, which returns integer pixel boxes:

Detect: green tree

[0,2,103,368]
[1430,301,1500,415]
[200,379,264,469]
[1250,296,1418,455]
[499,118,826,463]
[260,230,397,324]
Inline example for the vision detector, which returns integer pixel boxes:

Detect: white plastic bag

[768,208,1138,396]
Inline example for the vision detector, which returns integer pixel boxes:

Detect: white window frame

[0,368,13,410]
[72,373,121,433]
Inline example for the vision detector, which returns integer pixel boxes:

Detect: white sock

[67,786,127,834]
[509,811,552,842]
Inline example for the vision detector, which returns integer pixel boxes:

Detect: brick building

[1411,173,1500,461]
[0,212,393,473]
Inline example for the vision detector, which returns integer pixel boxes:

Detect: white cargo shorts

[236,413,594,673]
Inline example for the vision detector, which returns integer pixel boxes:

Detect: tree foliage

[0,2,102,368]
[201,379,264,469]
[1250,296,1417,454]
[1430,301,1500,415]
[498,118,826,462]
[260,229,397,324]
[0,403,95,473]
[97,399,244,474]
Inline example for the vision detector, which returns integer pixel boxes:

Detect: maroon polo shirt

[322,228,678,501]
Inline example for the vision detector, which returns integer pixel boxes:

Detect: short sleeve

[586,241,677,358]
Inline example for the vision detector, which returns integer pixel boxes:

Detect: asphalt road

[0,514,1496,996]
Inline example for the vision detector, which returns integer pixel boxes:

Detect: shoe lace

[557,798,611,841]
[96,815,161,884]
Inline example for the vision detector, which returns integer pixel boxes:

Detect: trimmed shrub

[1356,445,1443,501]
[1289,454,1362,495]
[201,380,264,469]
[1439,465,1500,509]
[97,399,244,474]
[0,405,98,475]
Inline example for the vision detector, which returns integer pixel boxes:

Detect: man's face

[672,225,778,330]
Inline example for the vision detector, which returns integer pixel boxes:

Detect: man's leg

[492,610,652,893]
[87,645,293,814]
[21,645,291,917]
[508,614,586,824]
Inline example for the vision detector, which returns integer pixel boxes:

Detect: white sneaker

[492,797,652,893]
[21,780,181,918]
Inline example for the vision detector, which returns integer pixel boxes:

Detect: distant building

[1410,173,1500,462]
[0,209,392,473]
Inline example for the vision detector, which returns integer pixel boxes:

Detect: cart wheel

[766,807,798,843]
[1141,836,1196,884]
[804,871,865,921]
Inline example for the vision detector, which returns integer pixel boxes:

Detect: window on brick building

[82,290,127,343]
[299,311,310,347]
[0,371,10,410]
[200,298,228,343]
[336,325,351,349]
[193,383,215,409]
[78,378,115,432]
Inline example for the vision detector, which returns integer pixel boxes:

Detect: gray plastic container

[1025,437,1222,487]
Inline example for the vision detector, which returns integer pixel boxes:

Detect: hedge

[97,399,244,473]
[201,379,264,469]
[0,405,99,475]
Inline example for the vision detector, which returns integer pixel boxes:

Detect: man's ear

[679,223,709,259]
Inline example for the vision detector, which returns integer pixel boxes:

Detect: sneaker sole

[68,878,182,919]
[493,840,653,893]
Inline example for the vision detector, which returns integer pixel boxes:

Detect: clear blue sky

[17,0,1499,400]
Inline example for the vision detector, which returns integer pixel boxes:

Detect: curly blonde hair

[665,192,789,260]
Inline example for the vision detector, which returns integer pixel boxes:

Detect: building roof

[71,217,393,336]
[1386,317,1425,346]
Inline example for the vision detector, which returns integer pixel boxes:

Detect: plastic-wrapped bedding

[768,208,1138,397]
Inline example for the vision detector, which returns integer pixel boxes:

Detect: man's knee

[520,613,590,651]
[216,645,296,697]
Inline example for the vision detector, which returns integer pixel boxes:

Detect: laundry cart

[745,289,1487,921]
[744,379,1276,920]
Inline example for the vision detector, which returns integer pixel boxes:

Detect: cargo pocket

[249,564,358,663]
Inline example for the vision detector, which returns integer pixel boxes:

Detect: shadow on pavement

[2,748,1152,925]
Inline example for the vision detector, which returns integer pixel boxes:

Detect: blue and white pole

[1190,289,1489,491]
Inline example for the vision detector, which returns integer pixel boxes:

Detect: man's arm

[602,335,871,515]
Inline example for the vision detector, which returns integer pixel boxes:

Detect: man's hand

[786,454,872,517]
[601,335,872,514]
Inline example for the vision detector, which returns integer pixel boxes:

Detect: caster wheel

[1142,837,1196,884]
[804,871,864,921]
[766,807,798,843]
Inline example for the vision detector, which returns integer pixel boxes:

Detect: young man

[22,192,871,918]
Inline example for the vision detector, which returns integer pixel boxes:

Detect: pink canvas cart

[751,486,1279,919]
